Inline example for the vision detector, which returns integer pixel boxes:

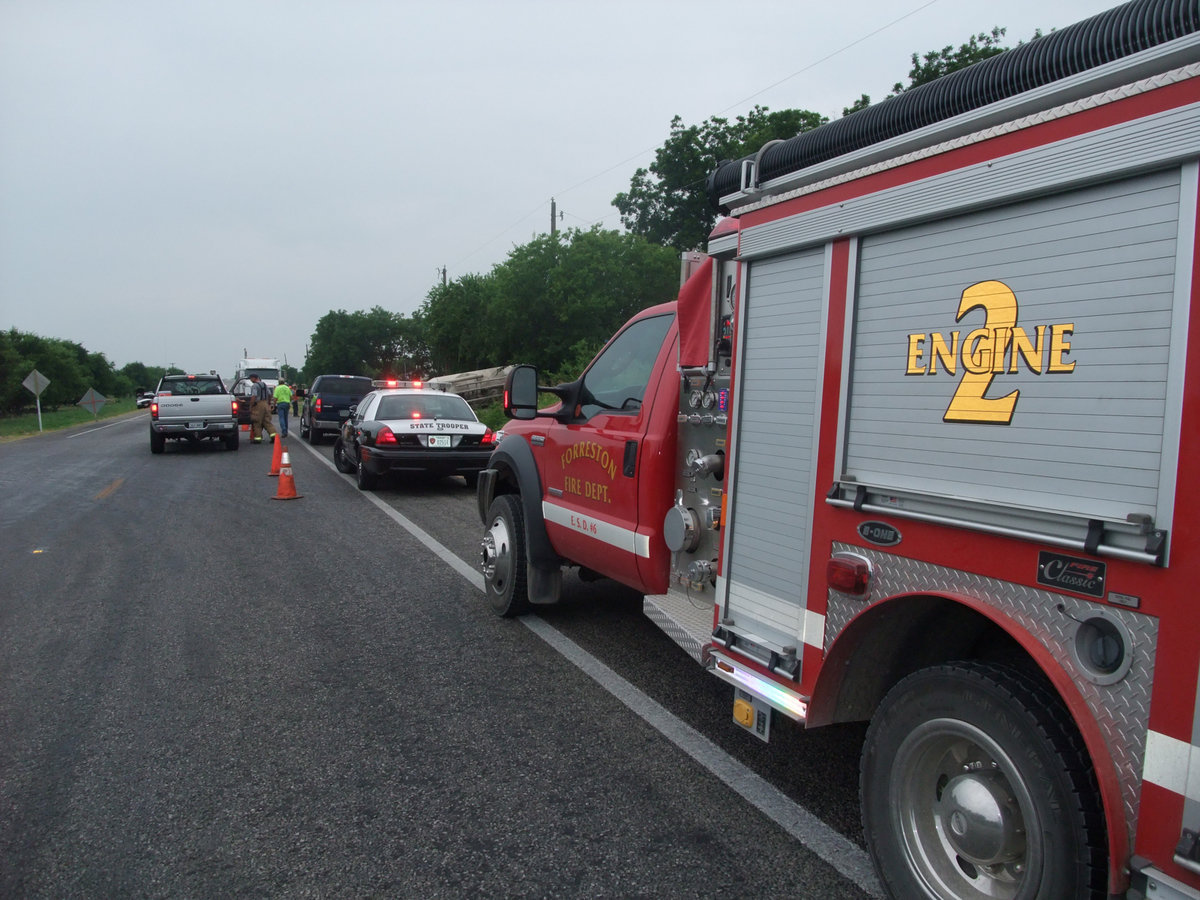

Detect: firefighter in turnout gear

[248,374,277,444]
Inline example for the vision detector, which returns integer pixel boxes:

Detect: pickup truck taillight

[315,398,322,413]
[375,426,398,445]
[150,402,159,419]
[231,399,239,416]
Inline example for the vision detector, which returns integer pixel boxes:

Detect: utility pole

[551,198,557,236]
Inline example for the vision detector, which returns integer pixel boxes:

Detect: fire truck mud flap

[477,441,563,607]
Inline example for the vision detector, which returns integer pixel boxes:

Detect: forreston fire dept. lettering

[560,441,618,480]
[905,280,1076,424]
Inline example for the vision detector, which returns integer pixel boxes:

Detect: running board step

[643,589,715,665]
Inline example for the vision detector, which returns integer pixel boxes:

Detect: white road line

[66,416,145,438]
[292,438,882,898]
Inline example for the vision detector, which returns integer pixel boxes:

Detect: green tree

[489,227,678,372]
[845,27,1012,115]
[413,273,499,375]
[121,361,175,393]
[414,227,678,378]
[892,27,1009,94]
[613,106,827,252]
[120,361,154,392]
[0,329,36,413]
[303,306,425,382]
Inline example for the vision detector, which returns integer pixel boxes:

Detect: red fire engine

[478,1,1200,896]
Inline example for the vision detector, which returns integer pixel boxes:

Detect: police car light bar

[372,379,424,389]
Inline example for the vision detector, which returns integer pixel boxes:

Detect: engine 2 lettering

[904,280,1076,425]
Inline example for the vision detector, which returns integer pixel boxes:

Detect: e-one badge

[857,521,901,547]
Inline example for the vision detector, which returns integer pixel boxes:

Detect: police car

[332,380,498,490]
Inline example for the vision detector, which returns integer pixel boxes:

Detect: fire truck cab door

[540,312,676,587]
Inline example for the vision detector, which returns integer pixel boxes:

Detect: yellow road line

[93,477,125,500]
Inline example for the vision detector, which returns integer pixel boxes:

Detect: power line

[715,0,940,116]
[446,1,940,278]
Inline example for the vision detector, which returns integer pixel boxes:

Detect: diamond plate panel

[644,588,715,665]
[828,542,1157,852]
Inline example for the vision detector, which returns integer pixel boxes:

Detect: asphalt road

[0,413,877,898]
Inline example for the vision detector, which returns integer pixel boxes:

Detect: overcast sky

[1,0,1121,377]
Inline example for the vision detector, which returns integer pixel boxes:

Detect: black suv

[300,375,374,444]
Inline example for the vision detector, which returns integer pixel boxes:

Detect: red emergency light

[827,555,871,596]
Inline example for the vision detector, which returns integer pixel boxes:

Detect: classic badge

[1037,551,1106,599]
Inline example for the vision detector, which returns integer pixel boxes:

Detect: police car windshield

[376,394,475,421]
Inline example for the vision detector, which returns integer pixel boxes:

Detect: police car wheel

[482,494,530,617]
[333,437,355,474]
[356,455,378,491]
[860,661,1105,900]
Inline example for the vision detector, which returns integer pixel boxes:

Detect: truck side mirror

[505,365,539,420]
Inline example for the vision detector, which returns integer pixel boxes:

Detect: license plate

[187,421,204,430]
[428,435,450,448]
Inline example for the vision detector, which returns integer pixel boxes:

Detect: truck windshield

[315,376,373,394]
[579,313,673,418]
[161,378,224,395]
[245,368,279,380]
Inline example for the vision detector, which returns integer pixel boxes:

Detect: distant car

[332,381,498,490]
[301,374,374,445]
[136,393,153,409]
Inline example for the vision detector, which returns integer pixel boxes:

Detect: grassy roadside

[0,398,143,442]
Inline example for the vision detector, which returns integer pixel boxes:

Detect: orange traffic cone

[268,433,284,476]
[272,450,302,500]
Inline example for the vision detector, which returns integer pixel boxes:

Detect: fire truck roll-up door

[717,246,829,678]
[715,165,1191,706]
[836,167,1186,563]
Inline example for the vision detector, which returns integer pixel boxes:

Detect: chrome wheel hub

[939,769,1024,868]
[480,516,512,588]
[893,719,1037,899]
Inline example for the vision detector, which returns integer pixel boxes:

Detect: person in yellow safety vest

[273,381,294,438]
[248,374,278,444]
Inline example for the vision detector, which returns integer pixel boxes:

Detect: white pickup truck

[149,373,240,453]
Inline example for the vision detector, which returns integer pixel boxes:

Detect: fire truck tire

[860,661,1105,900]
[482,494,530,617]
